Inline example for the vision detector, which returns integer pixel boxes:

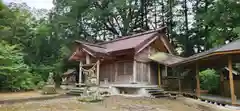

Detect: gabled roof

[73,27,173,57]
[100,32,157,52]
[75,40,107,54]
[172,39,240,66]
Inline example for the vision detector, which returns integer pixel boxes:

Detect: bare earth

[0,95,236,111]
[0,90,64,101]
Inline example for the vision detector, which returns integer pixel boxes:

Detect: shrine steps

[145,88,167,98]
[145,88,178,99]
[66,87,85,96]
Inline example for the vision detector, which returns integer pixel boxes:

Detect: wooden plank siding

[115,61,133,83]
[134,45,161,85]
[99,60,133,84]
[99,62,115,82]
[136,61,149,83]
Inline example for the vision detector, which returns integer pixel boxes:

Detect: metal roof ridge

[98,27,166,45]
[75,40,106,48]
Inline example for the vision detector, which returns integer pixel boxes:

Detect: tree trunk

[168,0,173,42]
[140,0,145,29]
[161,0,165,26]
[204,0,210,50]
[183,0,190,56]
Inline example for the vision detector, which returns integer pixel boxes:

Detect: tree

[0,41,37,91]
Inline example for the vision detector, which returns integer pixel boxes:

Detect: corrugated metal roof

[172,39,240,66]
[75,27,167,55]
[102,32,156,52]
[215,39,240,52]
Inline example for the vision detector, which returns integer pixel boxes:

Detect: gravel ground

[0,96,237,111]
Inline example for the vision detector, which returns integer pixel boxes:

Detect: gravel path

[0,96,236,111]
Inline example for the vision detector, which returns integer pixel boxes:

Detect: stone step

[154,94,168,98]
[70,87,85,90]
[66,92,82,96]
[145,87,169,98]
[66,87,85,95]
[150,92,166,95]
[148,90,164,94]
[145,88,164,91]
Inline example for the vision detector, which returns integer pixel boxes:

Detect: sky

[3,0,54,9]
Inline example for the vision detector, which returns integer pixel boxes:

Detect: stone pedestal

[42,73,57,95]
[42,85,56,94]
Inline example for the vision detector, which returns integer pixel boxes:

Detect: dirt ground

[0,95,237,111]
[0,90,65,101]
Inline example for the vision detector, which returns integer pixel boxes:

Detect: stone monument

[42,72,57,94]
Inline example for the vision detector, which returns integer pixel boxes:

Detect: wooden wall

[99,38,168,85]
[99,62,115,82]
[134,45,160,85]
[99,60,133,84]
[115,61,133,83]
[223,80,240,98]
[136,61,149,83]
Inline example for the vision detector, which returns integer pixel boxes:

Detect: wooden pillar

[147,46,151,84]
[115,63,118,82]
[79,61,82,83]
[177,69,182,93]
[86,54,91,64]
[164,66,168,85]
[148,63,151,84]
[196,62,200,97]
[158,64,161,87]
[165,66,168,76]
[178,78,182,93]
[96,60,100,85]
[133,60,137,83]
[228,55,236,105]
[220,71,224,96]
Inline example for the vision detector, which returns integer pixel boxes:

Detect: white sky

[3,0,54,9]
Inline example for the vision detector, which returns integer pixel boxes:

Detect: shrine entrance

[78,60,100,86]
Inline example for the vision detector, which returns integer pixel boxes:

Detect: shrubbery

[0,41,39,91]
[200,69,220,94]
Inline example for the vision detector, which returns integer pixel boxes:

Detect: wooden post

[86,54,91,64]
[79,61,82,84]
[178,78,182,93]
[220,71,224,96]
[148,46,151,84]
[177,69,182,93]
[96,60,100,85]
[158,64,161,87]
[164,66,169,85]
[115,63,118,82]
[228,55,236,105]
[133,60,137,83]
[165,66,168,77]
[196,62,200,97]
[148,63,151,84]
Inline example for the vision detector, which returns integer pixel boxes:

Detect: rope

[81,61,98,72]
[81,61,99,77]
